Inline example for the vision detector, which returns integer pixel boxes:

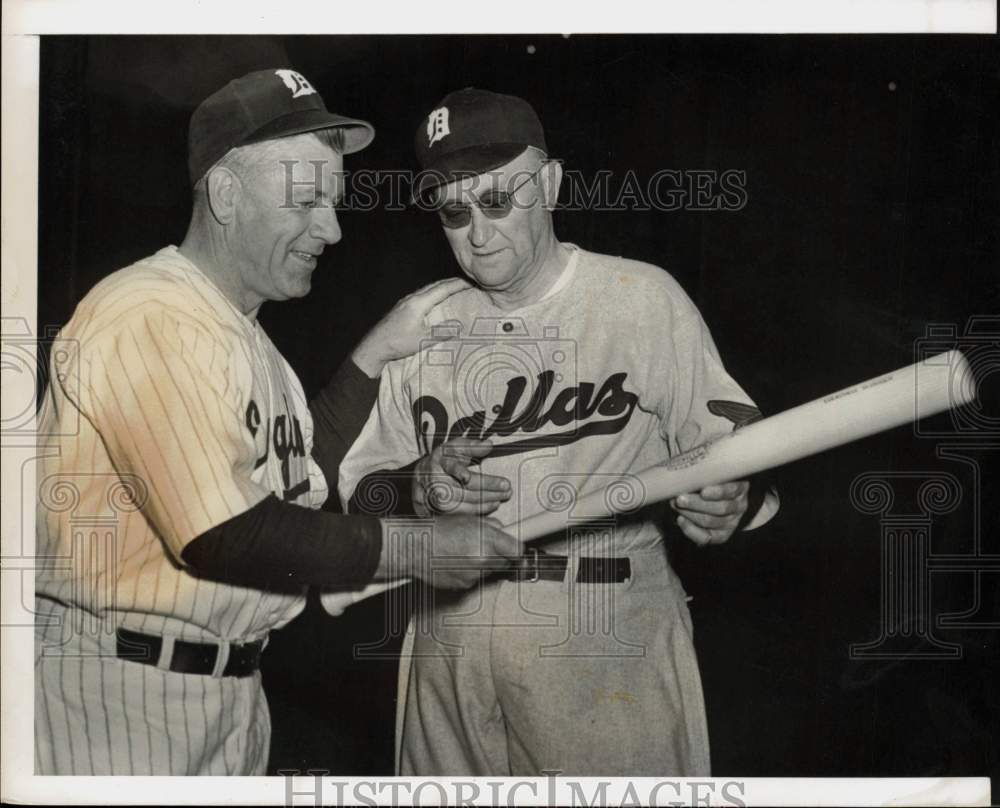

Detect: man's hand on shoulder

[670,480,750,546]
[351,277,469,377]
[413,437,512,516]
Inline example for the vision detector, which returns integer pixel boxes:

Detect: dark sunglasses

[436,161,557,229]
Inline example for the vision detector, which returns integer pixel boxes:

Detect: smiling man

[33,71,519,776]
[340,88,779,776]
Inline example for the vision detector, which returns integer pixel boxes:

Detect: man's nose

[468,206,493,248]
[311,204,342,245]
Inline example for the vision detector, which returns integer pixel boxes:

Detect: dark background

[38,35,998,778]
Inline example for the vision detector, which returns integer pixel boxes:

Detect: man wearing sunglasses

[339,88,779,776]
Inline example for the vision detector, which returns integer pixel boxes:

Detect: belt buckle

[525,547,540,583]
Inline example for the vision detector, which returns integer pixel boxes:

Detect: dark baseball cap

[188,68,375,185]
[413,88,547,200]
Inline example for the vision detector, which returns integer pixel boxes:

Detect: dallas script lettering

[413,370,639,457]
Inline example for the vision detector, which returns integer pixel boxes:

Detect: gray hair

[193,127,345,196]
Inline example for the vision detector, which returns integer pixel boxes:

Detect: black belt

[496,549,632,584]
[116,628,264,678]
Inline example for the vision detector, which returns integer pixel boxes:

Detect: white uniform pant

[398,547,711,776]
[34,598,270,775]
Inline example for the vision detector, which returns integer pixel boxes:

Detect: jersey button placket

[484,321,507,446]
[493,319,514,417]
[252,327,278,494]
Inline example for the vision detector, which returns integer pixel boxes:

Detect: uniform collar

[157,246,261,334]
[537,242,579,302]
[477,242,580,315]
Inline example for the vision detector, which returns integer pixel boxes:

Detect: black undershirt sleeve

[182,495,383,592]
[348,459,420,516]
[309,357,382,506]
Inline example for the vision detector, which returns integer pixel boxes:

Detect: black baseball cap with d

[413,88,547,201]
[188,68,375,185]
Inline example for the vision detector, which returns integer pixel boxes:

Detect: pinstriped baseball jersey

[35,245,327,643]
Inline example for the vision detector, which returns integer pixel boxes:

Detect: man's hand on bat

[670,481,750,546]
[412,437,513,516]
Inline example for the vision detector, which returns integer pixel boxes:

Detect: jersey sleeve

[337,357,422,511]
[320,360,422,618]
[79,308,269,559]
[660,309,762,453]
[660,308,780,528]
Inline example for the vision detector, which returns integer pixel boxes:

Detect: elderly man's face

[229,134,343,304]
[436,149,552,294]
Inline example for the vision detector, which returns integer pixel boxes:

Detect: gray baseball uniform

[340,245,775,775]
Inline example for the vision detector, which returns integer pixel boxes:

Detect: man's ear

[205,166,240,225]
[539,159,563,211]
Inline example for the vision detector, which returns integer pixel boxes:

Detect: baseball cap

[413,87,547,200]
[188,68,375,185]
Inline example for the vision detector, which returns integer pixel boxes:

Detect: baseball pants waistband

[34,596,266,678]
[115,628,264,678]
[495,548,633,584]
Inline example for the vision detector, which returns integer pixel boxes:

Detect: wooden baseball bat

[510,350,977,542]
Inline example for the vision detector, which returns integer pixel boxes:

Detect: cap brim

[412,144,529,204]
[245,108,375,154]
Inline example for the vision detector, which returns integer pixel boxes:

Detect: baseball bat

[510,350,977,542]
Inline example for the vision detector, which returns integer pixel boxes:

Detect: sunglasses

[436,162,556,229]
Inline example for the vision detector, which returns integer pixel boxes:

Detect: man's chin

[278,280,312,300]
[466,264,514,290]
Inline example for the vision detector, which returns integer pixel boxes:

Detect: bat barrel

[511,351,976,543]
[716,348,976,476]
